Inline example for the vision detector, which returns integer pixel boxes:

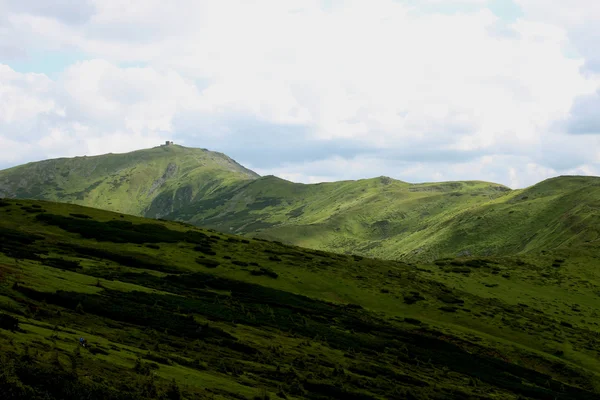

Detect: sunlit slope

[398,175,600,260]
[170,175,600,261]
[0,145,258,217]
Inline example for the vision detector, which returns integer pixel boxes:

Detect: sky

[1,0,600,188]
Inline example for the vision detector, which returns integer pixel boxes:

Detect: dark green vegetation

[1,198,600,399]
[2,145,600,261]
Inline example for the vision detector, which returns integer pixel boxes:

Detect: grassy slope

[174,175,600,262]
[1,198,600,399]
[0,145,258,218]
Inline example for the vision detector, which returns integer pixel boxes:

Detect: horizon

[2,142,596,190]
[2,1,600,188]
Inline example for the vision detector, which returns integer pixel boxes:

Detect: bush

[232,260,249,267]
[194,245,216,256]
[196,258,220,268]
[35,213,205,244]
[250,267,279,279]
[69,213,92,219]
[163,379,182,400]
[42,257,80,272]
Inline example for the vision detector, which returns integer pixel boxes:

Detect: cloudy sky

[1,0,600,188]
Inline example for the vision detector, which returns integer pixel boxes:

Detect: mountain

[1,198,599,399]
[0,144,259,218]
[1,145,599,262]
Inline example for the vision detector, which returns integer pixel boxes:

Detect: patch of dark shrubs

[21,206,46,213]
[42,257,81,272]
[403,292,425,305]
[15,286,236,342]
[0,200,10,207]
[437,294,464,305]
[145,244,160,250]
[65,244,182,273]
[232,260,248,267]
[560,321,573,329]
[269,255,282,262]
[88,346,110,356]
[143,352,172,365]
[464,259,489,268]
[196,258,220,268]
[439,306,458,313]
[449,267,471,274]
[35,213,218,245]
[194,245,216,256]
[69,213,92,219]
[250,267,279,278]
[0,313,19,331]
[0,226,44,246]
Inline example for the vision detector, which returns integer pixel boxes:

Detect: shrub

[232,260,249,267]
[449,267,471,274]
[164,379,182,400]
[42,257,80,272]
[88,346,109,356]
[250,267,279,279]
[0,313,19,331]
[196,258,220,268]
[194,245,216,255]
[439,306,458,312]
[69,213,92,219]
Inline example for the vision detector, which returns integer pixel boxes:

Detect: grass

[1,198,600,399]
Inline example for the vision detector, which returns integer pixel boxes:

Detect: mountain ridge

[1,145,598,261]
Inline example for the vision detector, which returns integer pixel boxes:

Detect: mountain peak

[0,145,259,216]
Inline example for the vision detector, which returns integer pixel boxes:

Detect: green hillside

[1,146,599,262]
[0,144,259,218]
[171,174,600,262]
[1,198,600,399]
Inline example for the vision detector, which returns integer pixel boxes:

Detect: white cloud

[1,0,600,187]
[515,0,600,73]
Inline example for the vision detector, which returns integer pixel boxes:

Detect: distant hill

[1,145,599,261]
[166,174,600,261]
